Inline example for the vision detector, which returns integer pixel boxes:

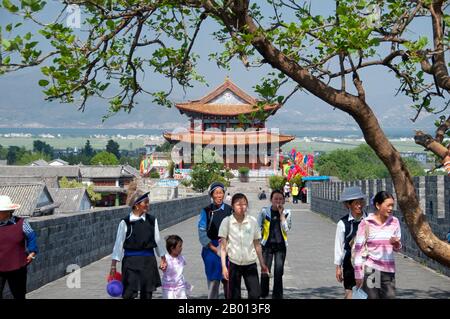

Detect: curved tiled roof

[197,78,256,104]
[175,103,280,116]
[48,188,91,213]
[163,130,295,146]
[0,183,58,217]
[175,78,280,116]
[0,165,80,178]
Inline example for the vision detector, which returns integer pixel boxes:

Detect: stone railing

[310,176,450,276]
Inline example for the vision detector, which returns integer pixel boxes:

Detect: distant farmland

[0,135,425,153]
[283,138,425,153]
[0,136,147,150]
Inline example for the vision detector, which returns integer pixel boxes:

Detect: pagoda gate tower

[163,78,295,170]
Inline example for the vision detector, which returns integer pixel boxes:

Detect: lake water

[0,127,417,139]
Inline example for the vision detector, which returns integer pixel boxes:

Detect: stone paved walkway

[28,183,450,299]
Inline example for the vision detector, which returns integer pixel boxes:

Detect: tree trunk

[351,102,450,267]
[242,11,450,267]
[201,1,450,266]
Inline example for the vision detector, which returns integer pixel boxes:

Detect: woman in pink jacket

[354,191,401,299]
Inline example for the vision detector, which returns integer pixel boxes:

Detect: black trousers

[228,262,260,299]
[121,256,160,299]
[262,245,286,299]
[342,254,356,290]
[0,266,27,299]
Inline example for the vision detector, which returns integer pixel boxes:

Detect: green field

[0,136,425,153]
[283,139,425,153]
[0,137,146,151]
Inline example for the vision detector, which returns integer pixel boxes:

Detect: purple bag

[107,280,123,297]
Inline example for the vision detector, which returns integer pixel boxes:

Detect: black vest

[123,214,157,250]
[340,214,364,258]
[268,208,284,245]
[204,203,232,240]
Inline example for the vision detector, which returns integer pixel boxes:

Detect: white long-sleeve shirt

[334,212,365,266]
[112,213,167,261]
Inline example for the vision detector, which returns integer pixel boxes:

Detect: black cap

[128,190,150,207]
[208,182,225,196]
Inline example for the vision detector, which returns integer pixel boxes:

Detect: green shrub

[238,166,250,175]
[190,162,230,192]
[269,175,287,191]
[180,179,192,187]
[289,175,303,187]
[149,170,160,178]
[225,168,235,180]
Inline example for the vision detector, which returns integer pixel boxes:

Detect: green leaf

[1,39,11,50]
[417,36,428,48]
[38,79,49,86]
[2,0,18,12]
[106,20,115,29]
[356,0,366,9]
[3,56,11,64]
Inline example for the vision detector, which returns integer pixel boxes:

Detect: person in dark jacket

[198,182,232,299]
[0,195,38,299]
[110,189,167,299]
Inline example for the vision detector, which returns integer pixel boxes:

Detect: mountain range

[0,69,437,135]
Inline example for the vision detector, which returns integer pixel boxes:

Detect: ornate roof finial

[225,75,230,81]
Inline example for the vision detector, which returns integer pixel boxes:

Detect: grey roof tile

[0,165,80,178]
[0,183,57,217]
[48,188,91,213]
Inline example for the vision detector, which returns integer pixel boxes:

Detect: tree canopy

[59,176,101,203]
[1,0,449,265]
[90,150,119,165]
[106,139,120,159]
[316,144,427,180]
[33,140,54,157]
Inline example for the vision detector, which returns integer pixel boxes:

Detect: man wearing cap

[198,181,232,299]
[0,195,38,299]
[334,186,367,299]
[110,189,167,299]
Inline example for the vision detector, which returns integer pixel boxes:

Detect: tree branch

[182,12,207,66]
[0,51,60,72]
[435,115,450,144]
[328,50,407,78]
[414,130,448,158]
[201,0,361,114]
[426,0,450,91]
[339,52,346,92]
[348,55,365,100]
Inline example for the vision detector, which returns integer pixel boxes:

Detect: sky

[0,1,444,133]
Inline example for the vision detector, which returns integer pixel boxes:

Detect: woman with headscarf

[198,181,232,299]
[110,189,167,299]
[0,195,38,299]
